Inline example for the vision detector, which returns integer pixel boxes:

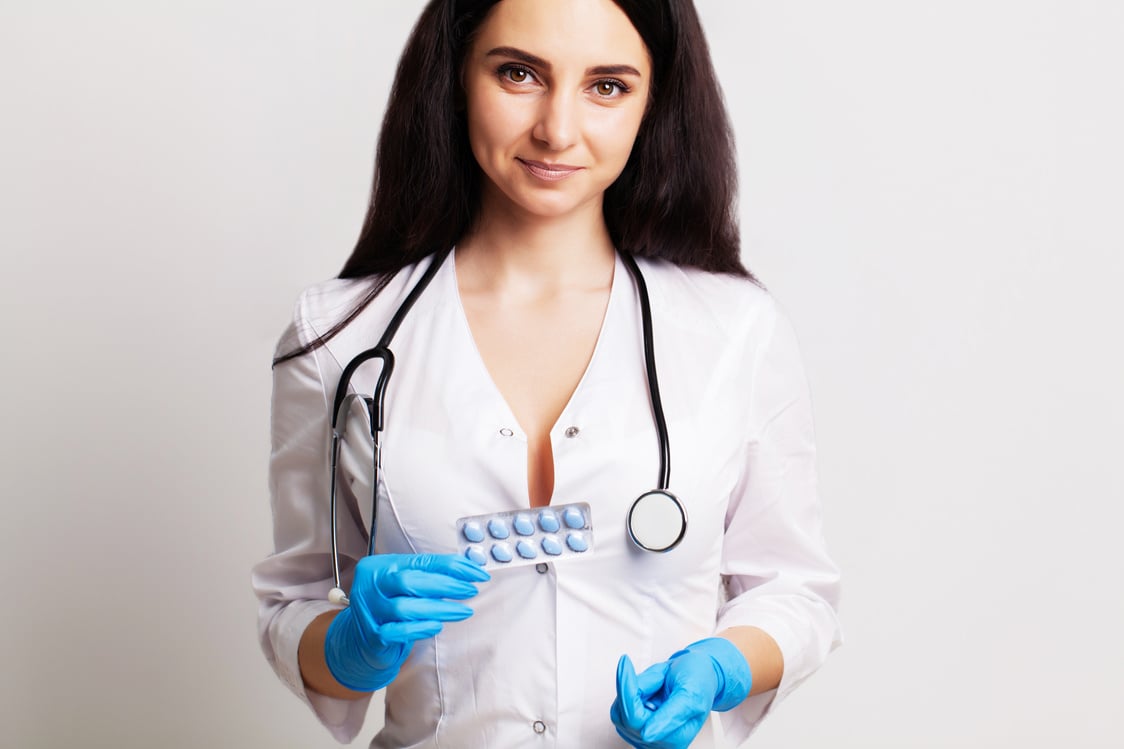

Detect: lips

[517,158,583,182]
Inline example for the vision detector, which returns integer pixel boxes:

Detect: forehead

[471,0,650,70]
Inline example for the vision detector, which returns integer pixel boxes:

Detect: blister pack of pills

[455,502,594,570]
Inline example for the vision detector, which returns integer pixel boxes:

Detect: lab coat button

[535,563,549,574]
[564,426,580,438]
[532,720,547,734]
[499,428,514,437]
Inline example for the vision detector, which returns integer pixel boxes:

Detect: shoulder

[290,276,386,342]
[635,256,783,344]
[276,258,435,361]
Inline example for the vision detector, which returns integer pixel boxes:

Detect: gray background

[2,1,1121,747]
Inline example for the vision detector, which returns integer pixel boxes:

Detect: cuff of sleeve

[271,599,375,744]
[714,595,842,747]
[715,614,801,747]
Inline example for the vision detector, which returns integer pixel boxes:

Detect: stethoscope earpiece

[627,490,688,552]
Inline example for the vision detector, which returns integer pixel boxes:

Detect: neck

[456,190,616,296]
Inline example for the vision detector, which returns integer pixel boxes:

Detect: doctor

[252,0,842,747]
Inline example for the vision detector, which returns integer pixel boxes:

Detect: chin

[520,197,587,219]
[499,185,606,221]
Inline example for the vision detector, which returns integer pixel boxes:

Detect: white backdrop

[1,1,1121,747]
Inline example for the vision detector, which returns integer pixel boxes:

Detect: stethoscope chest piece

[627,490,687,552]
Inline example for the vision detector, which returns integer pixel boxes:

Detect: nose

[531,88,579,151]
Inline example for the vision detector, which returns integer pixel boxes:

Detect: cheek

[589,109,647,167]
[466,109,497,161]
[466,94,529,159]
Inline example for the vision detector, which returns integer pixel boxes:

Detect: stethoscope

[327,248,687,605]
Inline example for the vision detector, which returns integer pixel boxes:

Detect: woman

[252,0,842,746]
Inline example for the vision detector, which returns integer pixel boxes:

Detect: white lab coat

[251,251,842,748]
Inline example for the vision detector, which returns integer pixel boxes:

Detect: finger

[635,660,670,701]
[641,687,707,743]
[389,597,475,623]
[385,569,481,600]
[344,596,452,645]
[406,554,492,583]
[378,619,443,643]
[615,655,650,729]
[608,699,635,738]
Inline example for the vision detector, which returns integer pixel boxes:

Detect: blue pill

[566,532,589,552]
[513,514,535,536]
[563,507,585,529]
[462,521,485,543]
[465,546,487,566]
[541,535,563,556]
[516,540,538,559]
[491,542,513,563]
[538,510,560,533]
[487,518,510,539]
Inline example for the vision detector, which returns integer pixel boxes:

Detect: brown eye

[496,64,537,87]
[593,80,628,98]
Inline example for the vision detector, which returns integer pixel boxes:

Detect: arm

[611,295,841,748]
[255,298,493,735]
[299,611,367,700]
[712,295,843,741]
[250,311,376,743]
[716,626,783,697]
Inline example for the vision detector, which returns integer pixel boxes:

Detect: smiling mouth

[517,158,583,182]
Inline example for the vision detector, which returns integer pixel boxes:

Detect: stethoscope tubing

[328,249,450,598]
[619,252,671,491]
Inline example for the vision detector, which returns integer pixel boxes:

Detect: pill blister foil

[455,501,594,570]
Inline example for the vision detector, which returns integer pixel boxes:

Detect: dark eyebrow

[485,46,642,78]
[587,64,642,77]
[486,46,551,69]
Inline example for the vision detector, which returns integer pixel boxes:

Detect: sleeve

[714,295,843,746]
[250,301,375,744]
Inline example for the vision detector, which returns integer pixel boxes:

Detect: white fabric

[251,251,843,748]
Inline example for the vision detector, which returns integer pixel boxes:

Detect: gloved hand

[325,553,490,691]
[610,637,752,749]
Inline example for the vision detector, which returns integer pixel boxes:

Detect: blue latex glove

[610,638,753,749]
[325,553,490,691]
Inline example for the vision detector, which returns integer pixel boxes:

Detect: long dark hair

[276,0,753,366]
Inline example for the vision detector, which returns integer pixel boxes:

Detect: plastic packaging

[456,502,594,570]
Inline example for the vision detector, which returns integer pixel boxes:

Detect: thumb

[615,655,650,729]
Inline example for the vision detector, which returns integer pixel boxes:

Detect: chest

[459,288,609,435]
[458,287,611,506]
